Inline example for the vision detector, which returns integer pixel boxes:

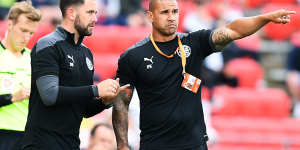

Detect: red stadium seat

[211,117,300,150]
[83,26,150,54]
[235,34,261,51]
[177,1,198,32]
[269,0,297,4]
[93,53,119,80]
[291,31,300,47]
[0,21,7,39]
[212,86,291,118]
[244,0,267,9]
[212,117,300,134]
[26,23,55,49]
[84,26,151,80]
[224,58,263,89]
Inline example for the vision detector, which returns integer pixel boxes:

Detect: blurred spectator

[286,44,300,118]
[31,0,58,7]
[183,1,215,32]
[85,123,117,150]
[0,0,17,20]
[97,0,121,25]
[99,0,150,27]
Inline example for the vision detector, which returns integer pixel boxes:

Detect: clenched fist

[12,87,30,102]
[96,78,129,105]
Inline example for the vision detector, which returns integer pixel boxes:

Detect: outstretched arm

[112,88,133,150]
[212,9,296,50]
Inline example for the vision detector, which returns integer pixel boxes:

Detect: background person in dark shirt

[286,45,300,118]
[21,0,128,150]
[112,0,295,150]
[85,123,117,150]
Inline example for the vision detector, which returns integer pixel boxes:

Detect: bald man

[112,0,296,150]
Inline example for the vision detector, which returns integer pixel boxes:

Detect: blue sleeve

[287,46,300,71]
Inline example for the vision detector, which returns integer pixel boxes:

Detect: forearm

[84,98,109,118]
[37,75,97,106]
[213,15,270,50]
[227,15,269,40]
[112,90,131,149]
[287,71,300,99]
[57,86,94,104]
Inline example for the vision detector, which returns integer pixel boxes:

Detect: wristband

[91,85,99,97]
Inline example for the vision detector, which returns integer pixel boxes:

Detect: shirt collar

[56,26,84,46]
[0,41,26,54]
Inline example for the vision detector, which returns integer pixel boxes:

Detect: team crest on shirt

[86,57,94,70]
[177,45,191,58]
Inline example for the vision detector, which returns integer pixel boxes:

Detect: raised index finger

[283,10,296,15]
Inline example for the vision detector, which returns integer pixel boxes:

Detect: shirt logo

[1,77,14,92]
[67,55,75,67]
[177,45,191,58]
[86,57,94,71]
[144,56,154,70]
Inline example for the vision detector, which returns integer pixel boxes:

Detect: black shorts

[0,129,24,150]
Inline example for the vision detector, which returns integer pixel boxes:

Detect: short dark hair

[90,123,113,137]
[59,0,84,17]
[149,0,177,12]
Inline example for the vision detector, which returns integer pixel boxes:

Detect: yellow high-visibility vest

[0,43,31,131]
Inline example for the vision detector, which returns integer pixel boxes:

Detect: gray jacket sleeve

[36,75,99,106]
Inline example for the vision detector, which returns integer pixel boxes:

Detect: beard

[74,15,93,36]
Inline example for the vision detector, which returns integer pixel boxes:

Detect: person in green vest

[0,1,41,150]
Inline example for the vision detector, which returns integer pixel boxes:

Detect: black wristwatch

[0,94,13,106]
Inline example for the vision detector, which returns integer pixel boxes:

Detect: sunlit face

[149,0,179,36]
[90,126,116,150]
[74,0,98,36]
[7,14,38,52]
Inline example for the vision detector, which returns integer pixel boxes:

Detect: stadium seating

[211,116,300,150]
[177,1,198,32]
[83,26,150,54]
[244,0,267,9]
[83,26,151,79]
[0,20,7,39]
[212,86,291,118]
[26,23,55,49]
[291,31,300,47]
[269,0,298,4]
[224,58,263,89]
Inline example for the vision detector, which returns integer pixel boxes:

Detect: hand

[11,87,30,102]
[265,9,296,24]
[97,78,130,105]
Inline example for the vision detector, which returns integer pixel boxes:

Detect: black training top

[117,30,217,150]
[22,26,107,150]
[287,46,300,71]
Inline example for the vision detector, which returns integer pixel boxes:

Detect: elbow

[36,75,59,107]
[40,95,56,106]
